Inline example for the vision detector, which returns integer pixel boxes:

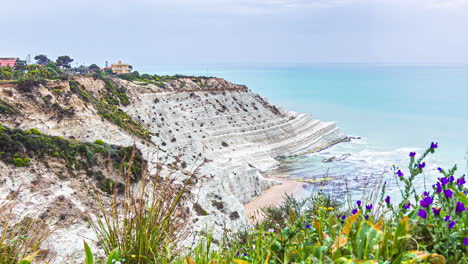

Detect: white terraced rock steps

[0,76,346,262]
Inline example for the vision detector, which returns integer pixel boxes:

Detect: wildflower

[432,207,441,215]
[366,204,373,210]
[131,255,137,258]
[236,252,240,256]
[444,215,451,222]
[341,215,347,220]
[305,224,311,228]
[402,202,411,210]
[423,191,429,196]
[448,221,456,229]
[351,208,358,214]
[430,142,438,149]
[437,167,443,172]
[449,176,455,182]
[440,177,449,185]
[397,170,404,177]
[444,189,453,198]
[243,253,248,257]
[418,209,427,219]
[418,162,426,169]
[385,196,391,204]
[435,182,442,193]
[455,201,466,213]
[464,238,468,246]
[419,196,433,208]
[457,177,466,186]
[409,152,416,157]
[268,228,274,233]
[365,215,369,220]
[327,207,334,211]
[357,200,362,207]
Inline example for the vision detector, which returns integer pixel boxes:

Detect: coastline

[243,177,304,223]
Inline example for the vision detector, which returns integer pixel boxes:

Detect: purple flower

[464,238,468,246]
[365,215,369,220]
[423,191,429,196]
[432,207,441,215]
[341,215,347,220]
[444,189,453,198]
[430,142,438,149]
[385,196,391,204]
[437,167,443,172]
[357,200,362,207]
[351,208,358,215]
[440,177,449,186]
[243,253,248,257]
[305,224,311,228]
[444,215,451,222]
[419,196,433,208]
[397,170,404,177]
[418,162,426,169]
[366,204,373,210]
[409,152,416,157]
[457,177,466,186]
[418,209,427,219]
[402,202,411,210]
[449,176,455,182]
[448,221,456,229]
[435,182,442,193]
[336,215,341,219]
[455,201,466,213]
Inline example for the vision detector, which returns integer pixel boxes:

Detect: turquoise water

[142,64,468,200]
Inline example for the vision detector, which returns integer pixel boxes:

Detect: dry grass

[89,147,205,264]
[0,187,54,263]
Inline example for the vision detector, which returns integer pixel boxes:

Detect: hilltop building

[0,58,19,68]
[110,61,132,74]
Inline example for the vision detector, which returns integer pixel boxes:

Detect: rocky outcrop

[0,76,346,262]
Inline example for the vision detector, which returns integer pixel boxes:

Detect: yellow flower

[131,255,137,258]
[327,207,334,211]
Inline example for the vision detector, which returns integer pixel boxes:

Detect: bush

[94,139,105,145]
[12,157,30,167]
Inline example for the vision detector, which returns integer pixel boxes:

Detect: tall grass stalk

[89,147,204,263]
[0,188,53,263]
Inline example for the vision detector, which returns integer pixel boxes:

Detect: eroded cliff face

[0,76,346,262]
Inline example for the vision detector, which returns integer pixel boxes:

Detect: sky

[2,0,468,66]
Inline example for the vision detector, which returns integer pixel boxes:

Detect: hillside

[0,75,346,262]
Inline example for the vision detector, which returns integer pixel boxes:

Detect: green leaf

[84,241,94,264]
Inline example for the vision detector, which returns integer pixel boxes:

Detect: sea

[141,63,468,203]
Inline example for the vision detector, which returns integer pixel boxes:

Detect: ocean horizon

[142,63,468,201]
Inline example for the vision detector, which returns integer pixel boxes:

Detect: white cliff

[0,76,346,262]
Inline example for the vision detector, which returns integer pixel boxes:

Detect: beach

[243,177,304,223]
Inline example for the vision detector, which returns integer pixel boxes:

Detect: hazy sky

[2,0,468,66]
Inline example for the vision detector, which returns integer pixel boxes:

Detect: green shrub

[94,139,105,145]
[52,89,63,95]
[12,157,30,167]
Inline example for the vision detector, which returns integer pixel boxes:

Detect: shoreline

[243,177,304,223]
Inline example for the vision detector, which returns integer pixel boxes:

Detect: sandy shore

[244,178,304,223]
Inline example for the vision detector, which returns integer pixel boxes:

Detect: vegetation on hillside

[69,79,153,142]
[0,124,145,188]
[77,143,467,264]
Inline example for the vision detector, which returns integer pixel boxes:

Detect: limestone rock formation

[0,76,346,262]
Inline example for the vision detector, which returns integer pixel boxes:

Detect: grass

[82,143,466,264]
[88,151,206,264]
[0,190,53,264]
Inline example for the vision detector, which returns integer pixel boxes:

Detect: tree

[88,64,100,72]
[34,55,51,65]
[56,56,74,70]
